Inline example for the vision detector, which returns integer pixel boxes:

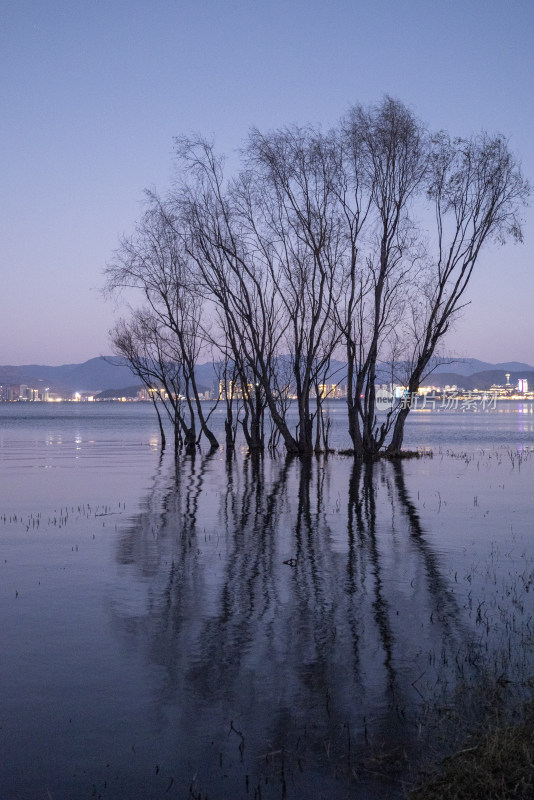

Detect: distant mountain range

[0,356,532,394]
[423,370,534,391]
[0,357,225,395]
[430,359,534,377]
[0,357,135,394]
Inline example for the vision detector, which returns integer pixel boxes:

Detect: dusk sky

[2,0,533,366]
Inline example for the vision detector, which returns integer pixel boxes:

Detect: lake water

[1,401,534,799]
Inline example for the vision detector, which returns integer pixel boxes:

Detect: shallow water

[1,402,534,799]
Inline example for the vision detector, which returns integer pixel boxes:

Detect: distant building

[7,385,20,402]
[318,383,337,399]
[518,378,528,393]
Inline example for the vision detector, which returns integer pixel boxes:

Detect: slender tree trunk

[183,422,196,453]
[174,422,182,458]
[151,396,166,451]
[386,406,410,454]
[250,412,263,450]
[191,384,219,449]
[297,392,313,454]
[225,401,235,449]
[262,388,299,454]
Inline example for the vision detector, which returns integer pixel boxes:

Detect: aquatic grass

[406,699,534,799]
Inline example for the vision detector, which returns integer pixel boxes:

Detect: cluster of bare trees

[106,98,529,458]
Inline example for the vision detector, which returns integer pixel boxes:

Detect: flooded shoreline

[1,406,534,798]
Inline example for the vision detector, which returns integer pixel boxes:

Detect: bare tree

[106,195,220,451]
[175,129,347,455]
[107,99,529,458]
[240,126,346,453]
[174,137,297,452]
[110,311,191,453]
[330,98,528,456]
[335,98,428,456]
[386,131,530,452]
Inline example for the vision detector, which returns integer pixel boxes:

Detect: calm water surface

[1,402,534,799]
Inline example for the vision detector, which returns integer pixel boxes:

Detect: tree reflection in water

[111,453,471,799]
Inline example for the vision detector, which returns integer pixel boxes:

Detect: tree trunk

[386,406,410,454]
[151,397,166,451]
[225,417,235,450]
[184,424,196,454]
[262,390,299,455]
[347,401,363,453]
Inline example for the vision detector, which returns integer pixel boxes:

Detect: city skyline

[2,0,533,365]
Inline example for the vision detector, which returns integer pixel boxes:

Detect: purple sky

[2,0,533,366]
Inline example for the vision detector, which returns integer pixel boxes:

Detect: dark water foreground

[1,406,534,799]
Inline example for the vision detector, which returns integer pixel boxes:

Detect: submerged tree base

[337,448,433,460]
